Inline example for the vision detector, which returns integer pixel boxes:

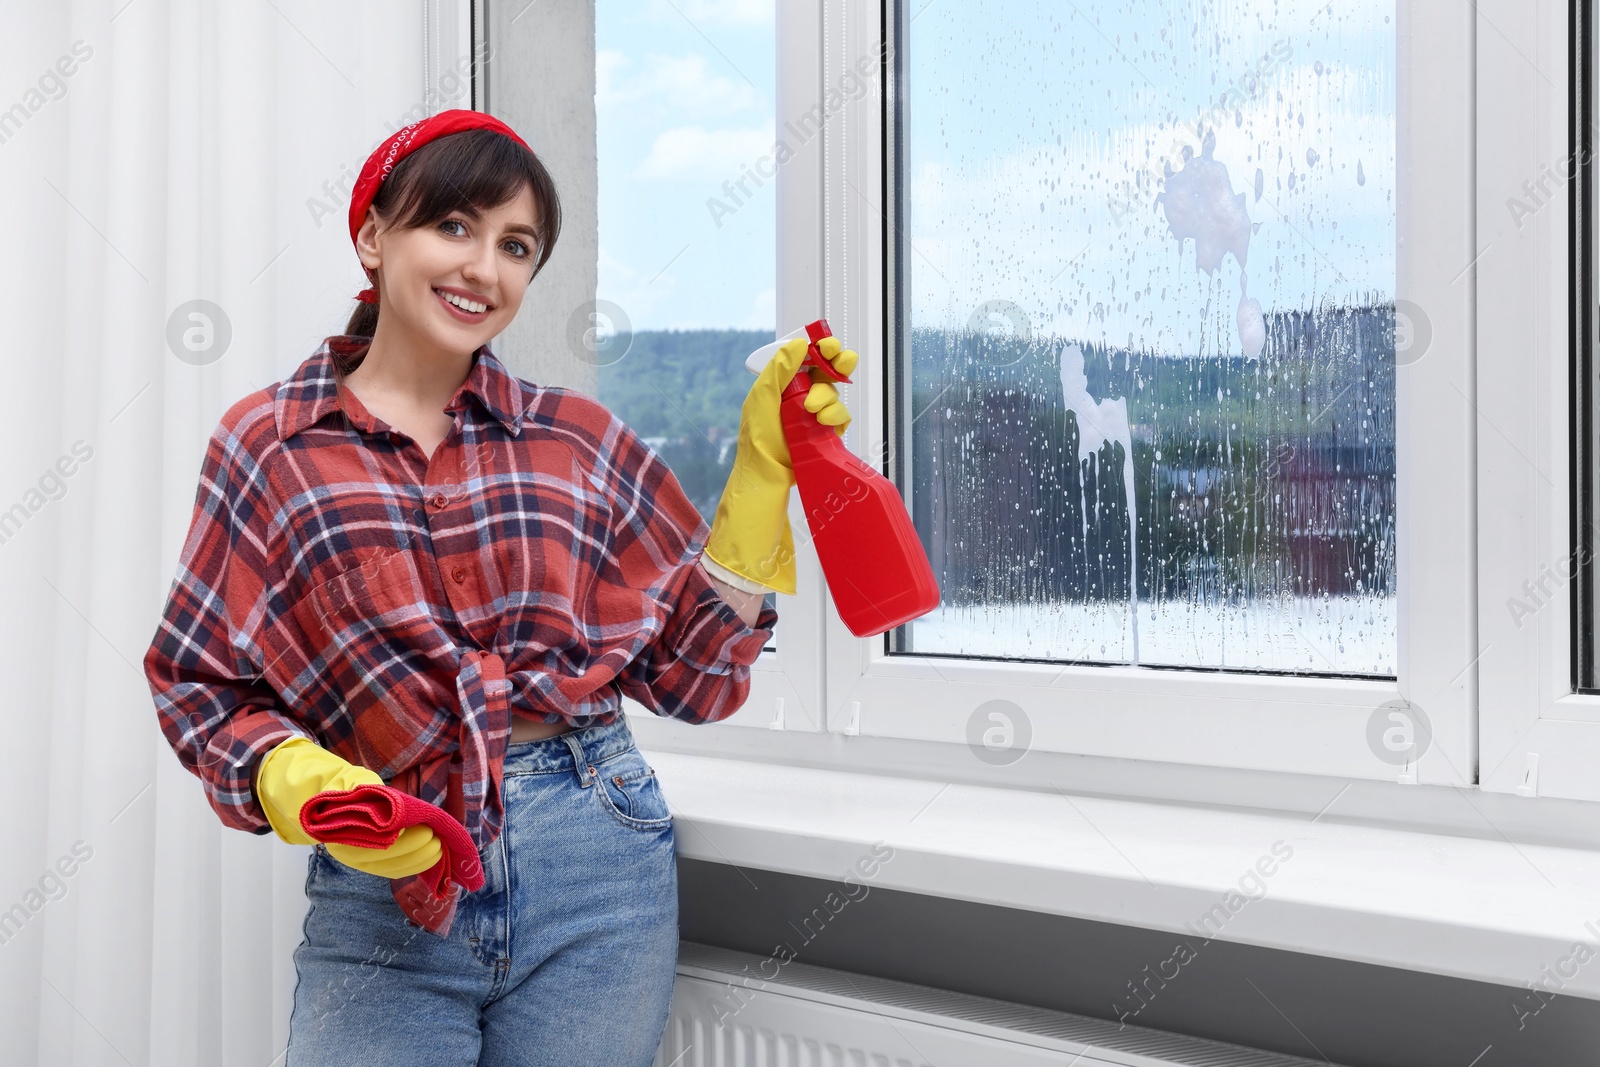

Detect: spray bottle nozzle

[744,319,854,385]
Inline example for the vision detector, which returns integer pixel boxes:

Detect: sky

[596,0,777,332]
[595,0,1396,351]
[906,0,1396,358]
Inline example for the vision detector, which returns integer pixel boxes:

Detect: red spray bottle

[745,319,940,637]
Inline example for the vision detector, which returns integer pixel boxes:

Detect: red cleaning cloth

[299,783,485,900]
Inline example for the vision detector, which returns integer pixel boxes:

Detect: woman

[142,109,855,1065]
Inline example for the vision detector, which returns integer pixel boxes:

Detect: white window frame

[509,0,832,736]
[739,0,1476,786]
[1475,0,1600,802]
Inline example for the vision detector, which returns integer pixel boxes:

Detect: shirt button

[451,566,467,583]
[431,493,448,509]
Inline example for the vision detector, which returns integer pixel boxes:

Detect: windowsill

[647,749,1600,999]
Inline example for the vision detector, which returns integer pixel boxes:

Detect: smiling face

[354,184,540,358]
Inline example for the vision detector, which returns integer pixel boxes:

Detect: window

[593,0,779,643]
[891,3,1398,676]
[835,0,1473,781]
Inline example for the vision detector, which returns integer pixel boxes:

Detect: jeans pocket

[594,750,672,830]
[307,843,340,891]
[309,841,395,895]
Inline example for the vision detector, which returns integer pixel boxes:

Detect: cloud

[643,0,773,28]
[596,50,631,108]
[739,287,776,330]
[598,242,681,328]
[904,53,1396,355]
[635,120,776,180]
[596,51,763,118]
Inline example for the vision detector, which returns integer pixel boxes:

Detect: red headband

[347,108,535,305]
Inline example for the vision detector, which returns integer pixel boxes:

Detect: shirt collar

[276,337,527,442]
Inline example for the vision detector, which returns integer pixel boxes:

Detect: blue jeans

[285,717,679,1066]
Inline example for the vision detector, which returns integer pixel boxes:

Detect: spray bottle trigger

[800,318,853,385]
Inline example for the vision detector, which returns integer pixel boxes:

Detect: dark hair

[329,127,562,389]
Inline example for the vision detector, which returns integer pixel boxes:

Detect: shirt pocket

[296,547,455,773]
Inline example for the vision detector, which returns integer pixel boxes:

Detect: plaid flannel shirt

[144,337,775,932]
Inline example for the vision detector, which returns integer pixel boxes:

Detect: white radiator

[660,942,1344,1067]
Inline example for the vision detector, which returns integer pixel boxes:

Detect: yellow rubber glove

[702,335,857,595]
[256,735,443,879]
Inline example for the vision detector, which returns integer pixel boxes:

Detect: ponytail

[344,299,379,339]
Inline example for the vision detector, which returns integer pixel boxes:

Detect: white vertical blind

[0,3,448,1063]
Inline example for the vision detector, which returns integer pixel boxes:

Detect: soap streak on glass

[896,1,1397,675]
[1058,342,1141,663]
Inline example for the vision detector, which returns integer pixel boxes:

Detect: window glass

[895,1,1397,675]
[594,0,778,639]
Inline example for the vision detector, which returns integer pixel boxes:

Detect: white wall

[486,0,600,395]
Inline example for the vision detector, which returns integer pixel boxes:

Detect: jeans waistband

[501,715,638,776]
